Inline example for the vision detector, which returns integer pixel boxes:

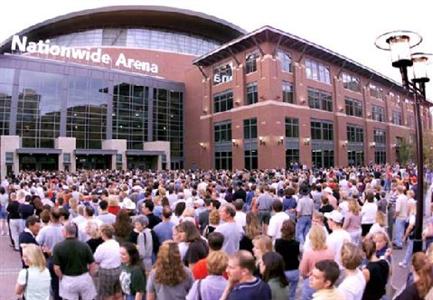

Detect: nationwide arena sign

[10,35,159,74]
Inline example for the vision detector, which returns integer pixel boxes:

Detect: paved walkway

[0,235,22,300]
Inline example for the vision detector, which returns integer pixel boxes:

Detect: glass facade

[0,59,184,165]
[0,68,13,136]
[244,150,258,170]
[112,83,149,149]
[152,89,183,160]
[17,71,62,148]
[49,28,220,56]
[66,76,108,149]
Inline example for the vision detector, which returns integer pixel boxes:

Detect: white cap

[323,187,333,194]
[122,198,136,210]
[324,210,344,223]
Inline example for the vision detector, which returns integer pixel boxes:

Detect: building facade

[0,6,431,177]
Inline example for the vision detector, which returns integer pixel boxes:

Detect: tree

[397,138,414,166]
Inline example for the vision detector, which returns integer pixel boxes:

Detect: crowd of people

[1,164,433,299]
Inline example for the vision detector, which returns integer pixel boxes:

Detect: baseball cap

[324,210,344,223]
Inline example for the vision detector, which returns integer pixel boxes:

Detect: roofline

[0,5,246,51]
[194,25,403,90]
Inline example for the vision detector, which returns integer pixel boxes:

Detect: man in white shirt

[394,185,409,249]
[267,200,290,241]
[233,199,247,229]
[215,204,243,255]
[324,210,351,268]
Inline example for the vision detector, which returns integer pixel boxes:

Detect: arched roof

[0,6,246,52]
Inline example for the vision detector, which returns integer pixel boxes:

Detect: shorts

[59,272,97,300]
[0,206,7,219]
[97,267,121,297]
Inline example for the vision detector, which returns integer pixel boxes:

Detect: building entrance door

[76,155,112,169]
[19,154,59,171]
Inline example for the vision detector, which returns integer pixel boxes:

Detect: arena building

[0,6,430,177]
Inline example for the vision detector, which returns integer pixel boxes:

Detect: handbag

[17,268,28,300]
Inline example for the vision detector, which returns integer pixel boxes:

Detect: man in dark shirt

[18,216,40,265]
[53,222,97,300]
[221,250,271,300]
[232,183,247,203]
[141,199,161,229]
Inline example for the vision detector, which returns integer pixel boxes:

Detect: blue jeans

[302,277,315,300]
[394,218,406,247]
[285,269,299,300]
[402,239,413,265]
[296,216,312,245]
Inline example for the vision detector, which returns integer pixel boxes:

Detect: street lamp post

[375,31,432,253]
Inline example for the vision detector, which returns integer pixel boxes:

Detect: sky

[0,0,432,98]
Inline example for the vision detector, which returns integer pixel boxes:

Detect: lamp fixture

[278,136,284,145]
[303,137,311,145]
[232,139,239,147]
[259,136,266,145]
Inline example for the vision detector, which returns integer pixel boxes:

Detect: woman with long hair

[259,252,289,300]
[343,199,362,245]
[299,224,334,300]
[15,244,51,300]
[113,209,133,243]
[275,219,299,300]
[146,240,193,300]
[239,212,262,254]
[203,209,220,238]
[119,242,146,300]
[252,235,273,271]
[177,221,208,269]
[396,252,433,299]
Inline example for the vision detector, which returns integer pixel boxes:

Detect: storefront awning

[74,149,117,155]
[126,150,165,156]
[16,148,62,154]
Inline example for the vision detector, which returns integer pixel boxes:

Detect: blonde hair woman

[16,244,51,300]
[252,235,273,269]
[299,224,334,299]
[343,199,362,245]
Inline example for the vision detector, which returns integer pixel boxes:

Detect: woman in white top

[16,244,51,300]
[337,242,366,300]
[361,192,378,237]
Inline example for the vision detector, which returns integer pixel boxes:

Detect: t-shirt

[120,264,147,295]
[227,277,271,300]
[17,266,51,300]
[267,212,290,240]
[327,229,351,267]
[268,277,289,300]
[362,259,389,300]
[274,238,300,270]
[183,239,209,266]
[337,269,366,300]
[146,266,193,300]
[52,238,94,276]
[215,222,242,255]
[153,221,175,244]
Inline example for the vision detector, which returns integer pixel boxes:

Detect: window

[286,149,299,167]
[347,125,364,143]
[214,122,232,143]
[369,84,385,100]
[282,81,294,103]
[345,97,363,117]
[374,151,386,164]
[214,90,233,113]
[285,118,299,138]
[392,111,402,125]
[341,72,361,92]
[246,82,258,105]
[371,105,385,122]
[215,151,232,169]
[277,50,292,72]
[244,150,258,170]
[213,62,233,85]
[305,59,331,84]
[408,115,415,128]
[374,129,386,144]
[311,120,333,141]
[348,151,364,166]
[308,88,333,112]
[312,150,334,168]
[245,51,259,74]
[244,118,257,139]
